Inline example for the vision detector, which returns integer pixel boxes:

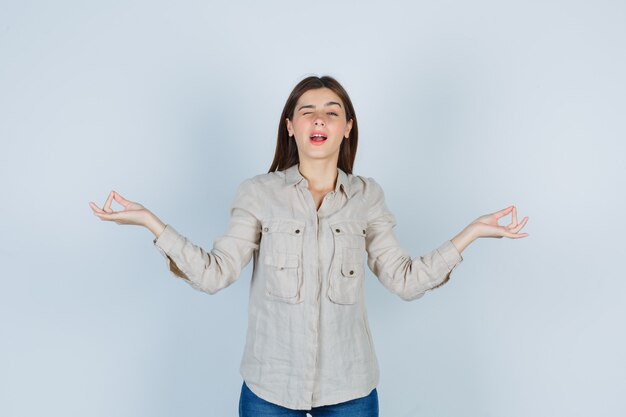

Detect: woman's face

[286,87,353,165]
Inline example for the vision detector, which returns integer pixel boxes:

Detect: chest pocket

[260,218,306,304]
[327,220,367,305]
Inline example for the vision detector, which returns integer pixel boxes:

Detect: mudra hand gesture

[470,205,529,239]
[89,191,165,236]
[450,205,529,253]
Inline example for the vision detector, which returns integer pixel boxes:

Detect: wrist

[451,224,478,254]
[145,211,166,238]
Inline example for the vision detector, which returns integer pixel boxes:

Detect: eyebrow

[297,101,342,112]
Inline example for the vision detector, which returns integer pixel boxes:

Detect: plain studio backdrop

[1,1,624,416]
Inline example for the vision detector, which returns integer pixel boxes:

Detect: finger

[503,225,529,238]
[103,191,115,213]
[507,206,518,228]
[113,191,131,208]
[97,210,127,223]
[93,210,120,221]
[89,201,106,214]
[494,205,514,220]
[510,216,529,233]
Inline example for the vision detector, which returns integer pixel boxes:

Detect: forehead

[296,87,344,108]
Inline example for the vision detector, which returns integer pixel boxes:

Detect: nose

[314,116,325,126]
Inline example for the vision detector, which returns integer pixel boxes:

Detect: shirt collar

[284,163,352,199]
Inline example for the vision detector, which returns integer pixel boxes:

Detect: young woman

[90,75,529,416]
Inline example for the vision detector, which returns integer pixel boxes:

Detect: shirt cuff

[153,224,183,252]
[152,224,194,282]
[436,240,464,271]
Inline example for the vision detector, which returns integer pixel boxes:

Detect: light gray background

[1,1,624,416]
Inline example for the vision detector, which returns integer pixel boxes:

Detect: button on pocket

[260,218,306,255]
[263,252,303,303]
[329,220,367,252]
[328,247,364,305]
[327,220,367,305]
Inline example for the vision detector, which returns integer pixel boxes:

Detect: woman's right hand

[89,191,165,237]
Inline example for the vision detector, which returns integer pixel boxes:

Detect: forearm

[450,224,478,254]
[145,211,167,239]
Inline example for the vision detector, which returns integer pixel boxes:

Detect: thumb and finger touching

[476,205,530,239]
[90,191,145,223]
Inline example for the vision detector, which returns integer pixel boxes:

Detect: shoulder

[232,170,286,197]
[350,175,394,222]
[348,173,385,200]
[243,170,284,189]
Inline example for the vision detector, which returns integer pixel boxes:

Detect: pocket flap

[329,220,366,236]
[261,219,306,235]
[263,252,299,269]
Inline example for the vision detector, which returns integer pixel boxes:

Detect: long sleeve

[152,179,262,295]
[364,178,463,301]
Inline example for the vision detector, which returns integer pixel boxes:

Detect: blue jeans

[239,381,379,417]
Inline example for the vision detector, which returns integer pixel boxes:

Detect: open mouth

[310,133,327,142]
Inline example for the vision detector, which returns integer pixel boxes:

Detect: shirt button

[263,227,269,232]
[363,229,366,234]
[349,270,354,275]
[335,228,341,233]
[295,229,300,234]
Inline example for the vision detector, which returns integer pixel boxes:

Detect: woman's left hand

[469,205,529,239]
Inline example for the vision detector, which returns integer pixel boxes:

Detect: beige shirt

[153,163,463,410]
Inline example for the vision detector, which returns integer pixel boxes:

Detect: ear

[285,117,293,137]
[344,118,353,138]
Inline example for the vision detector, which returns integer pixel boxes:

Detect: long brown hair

[267,75,359,174]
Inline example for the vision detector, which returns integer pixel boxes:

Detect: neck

[298,159,338,192]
